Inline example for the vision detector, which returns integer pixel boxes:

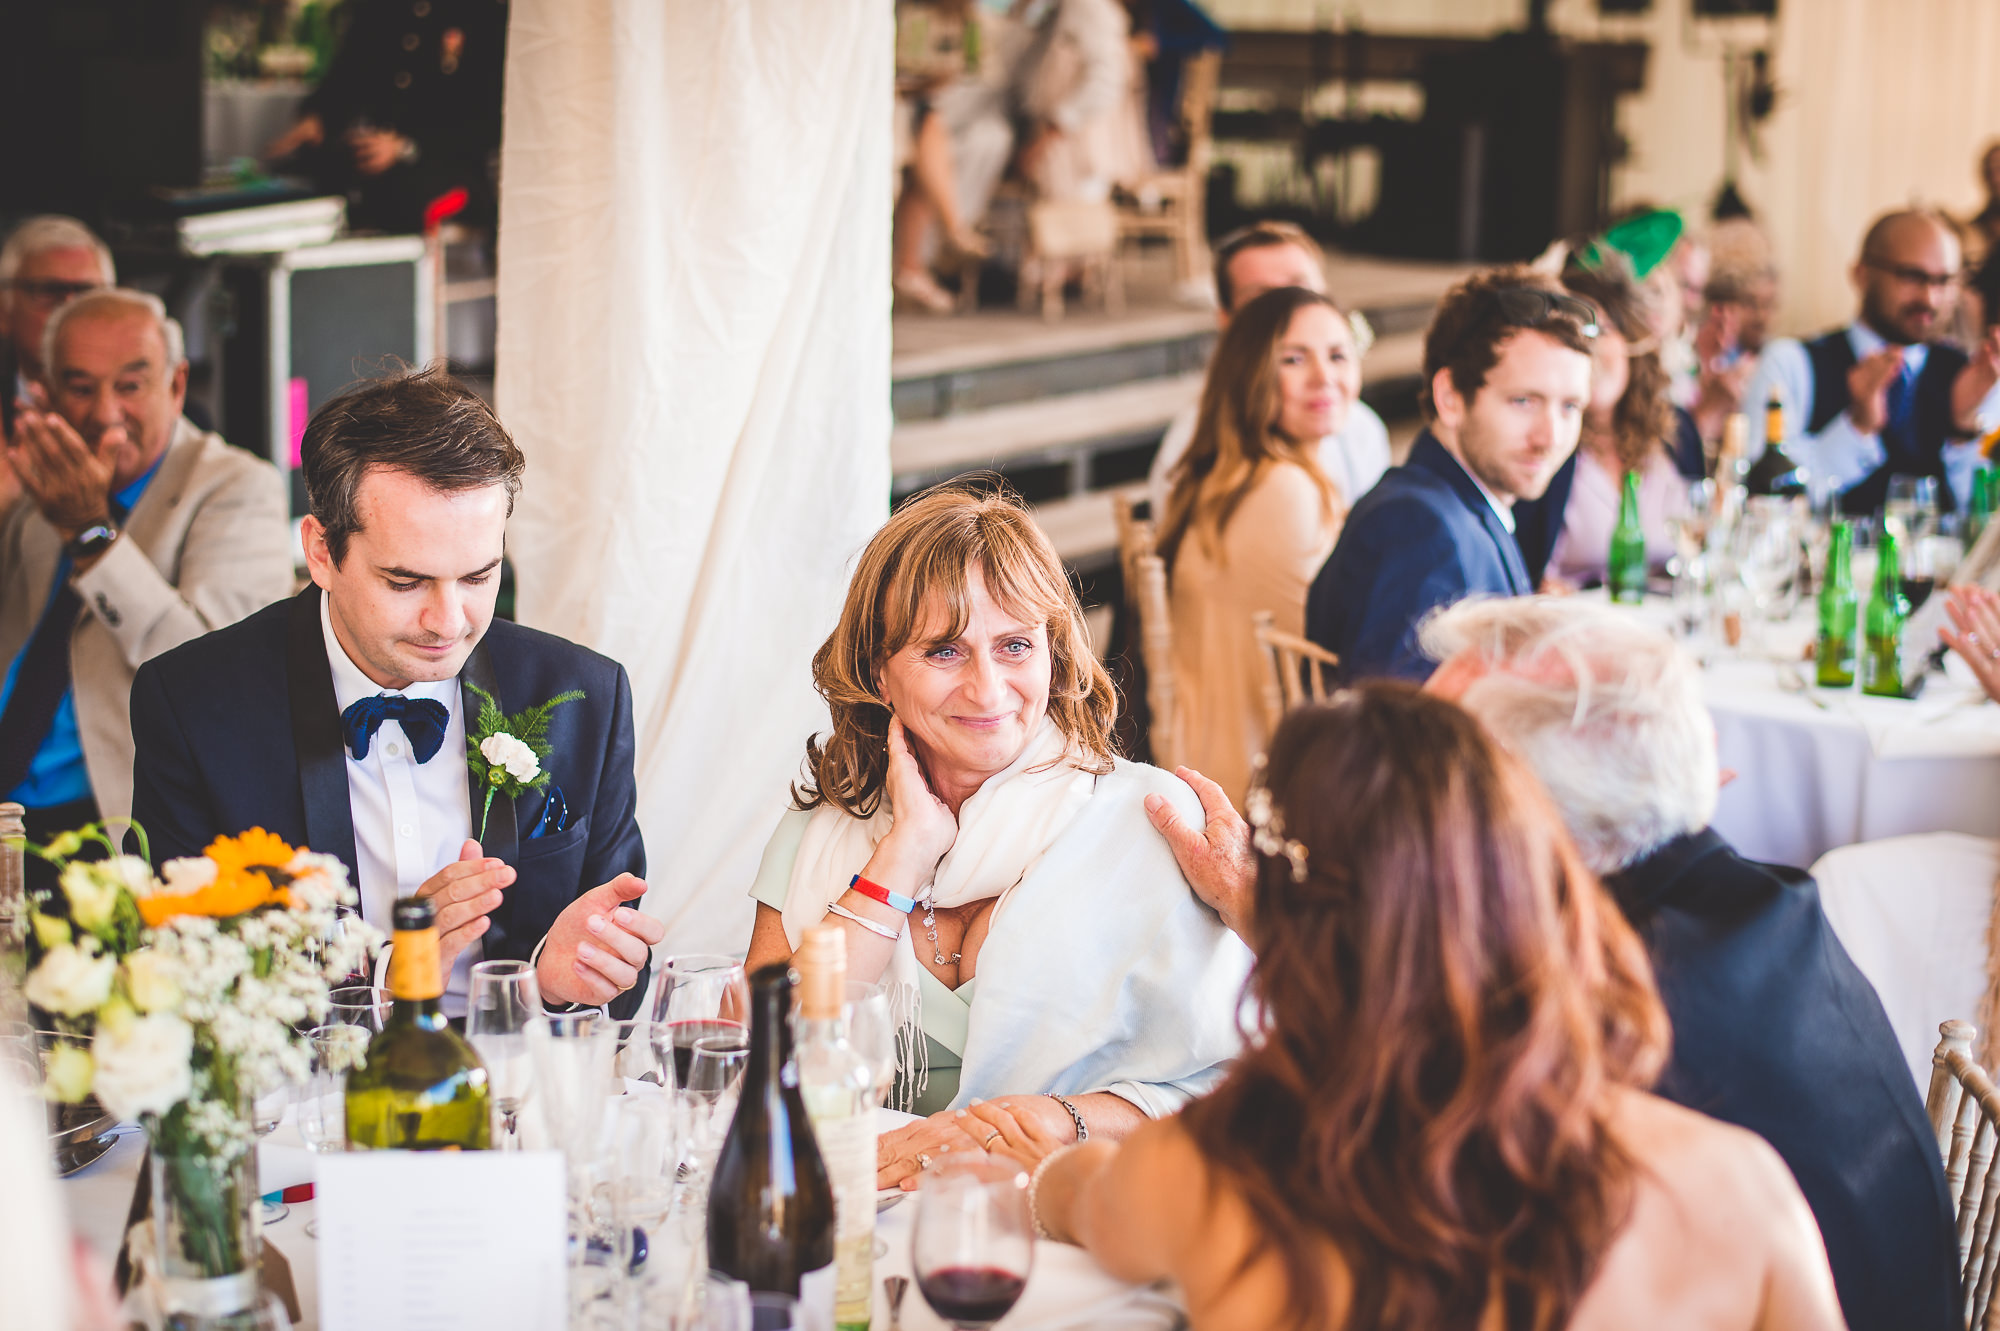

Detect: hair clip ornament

[1244,767,1310,884]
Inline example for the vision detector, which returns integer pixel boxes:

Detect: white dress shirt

[1146,398,1392,521]
[1742,323,1993,509]
[321,595,480,1014]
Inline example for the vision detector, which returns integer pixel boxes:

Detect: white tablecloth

[1588,593,2000,869]
[59,1109,1178,1330]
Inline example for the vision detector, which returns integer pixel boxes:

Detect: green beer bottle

[1974,468,1999,546]
[1861,531,1908,699]
[1815,521,1857,687]
[1608,468,1647,604]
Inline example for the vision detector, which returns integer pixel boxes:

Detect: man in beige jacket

[0,288,290,861]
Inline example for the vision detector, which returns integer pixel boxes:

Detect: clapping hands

[1942,585,2000,704]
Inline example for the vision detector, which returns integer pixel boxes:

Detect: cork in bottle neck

[797,923,847,1020]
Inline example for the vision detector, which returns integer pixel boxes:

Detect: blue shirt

[1,457,165,807]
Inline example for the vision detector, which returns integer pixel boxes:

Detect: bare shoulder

[1579,1090,1844,1331]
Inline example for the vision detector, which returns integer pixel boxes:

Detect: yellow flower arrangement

[133,828,298,927]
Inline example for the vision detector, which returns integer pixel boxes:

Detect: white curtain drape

[496,1,892,953]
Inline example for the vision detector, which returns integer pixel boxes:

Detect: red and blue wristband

[849,873,917,914]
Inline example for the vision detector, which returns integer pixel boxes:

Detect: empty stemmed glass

[325,984,392,1034]
[650,954,749,1090]
[298,1023,369,1239]
[529,1010,618,1234]
[843,980,896,1113]
[467,960,540,1150]
[681,1032,750,1193]
[913,1153,1035,1329]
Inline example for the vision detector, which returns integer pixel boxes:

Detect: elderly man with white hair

[1147,595,1958,1331]
[0,287,290,869]
[0,215,116,506]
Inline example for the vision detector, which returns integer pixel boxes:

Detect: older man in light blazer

[0,288,290,865]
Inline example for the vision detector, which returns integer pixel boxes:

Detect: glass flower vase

[149,1146,265,1327]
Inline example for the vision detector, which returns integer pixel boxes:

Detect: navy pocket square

[528,785,568,839]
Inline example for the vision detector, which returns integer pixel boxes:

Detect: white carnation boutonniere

[464,684,585,839]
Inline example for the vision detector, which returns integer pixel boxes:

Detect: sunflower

[203,828,298,881]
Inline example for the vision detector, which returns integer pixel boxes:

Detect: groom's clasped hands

[418,838,663,1007]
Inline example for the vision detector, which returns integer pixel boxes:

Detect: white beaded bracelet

[1028,1143,1081,1240]
[826,901,901,940]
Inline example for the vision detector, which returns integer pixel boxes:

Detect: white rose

[159,856,219,895]
[479,733,541,783]
[59,863,123,933]
[124,950,183,1014]
[92,1015,194,1120]
[25,944,117,1017]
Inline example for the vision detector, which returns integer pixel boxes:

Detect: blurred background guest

[1148,221,1388,517]
[1013,0,1152,206]
[1515,249,1696,589]
[1742,210,1988,513]
[0,216,114,471]
[895,1,995,314]
[0,290,290,882]
[266,0,507,232]
[1968,140,2000,263]
[1008,687,1844,1331]
[1158,285,1348,802]
[1686,261,1780,445]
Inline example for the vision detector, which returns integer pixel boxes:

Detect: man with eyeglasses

[1304,266,1597,682]
[0,216,115,506]
[1743,209,2000,515]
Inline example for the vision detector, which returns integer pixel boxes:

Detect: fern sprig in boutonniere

[465,684,585,839]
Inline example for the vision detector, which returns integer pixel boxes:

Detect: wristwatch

[64,522,119,562]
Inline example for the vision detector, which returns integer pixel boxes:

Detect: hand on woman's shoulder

[1581,1089,1846,1331]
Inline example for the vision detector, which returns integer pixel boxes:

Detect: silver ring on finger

[916,1152,932,1171]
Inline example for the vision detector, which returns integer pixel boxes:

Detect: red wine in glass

[918,1266,1027,1326]
[670,1018,745,1085]
[1901,576,1936,612]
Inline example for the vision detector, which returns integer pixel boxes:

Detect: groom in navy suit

[129,366,662,1018]
[1306,267,1599,681]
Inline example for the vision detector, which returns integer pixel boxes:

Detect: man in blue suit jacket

[130,367,662,1019]
[1307,267,1598,681]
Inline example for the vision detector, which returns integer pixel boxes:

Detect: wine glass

[682,1032,751,1187]
[651,954,749,1090]
[842,980,896,1111]
[529,1010,618,1231]
[325,984,391,1034]
[1887,475,1939,547]
[1737,500,1799,650]
[297,1024,365,1154]
[468,961,540,1151]
[913,1153,1034,1329]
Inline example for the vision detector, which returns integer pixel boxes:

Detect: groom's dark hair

[302,360,526,564]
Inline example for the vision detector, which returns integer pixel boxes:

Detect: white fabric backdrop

[496,1,892,952]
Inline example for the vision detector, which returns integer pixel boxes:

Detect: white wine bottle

[344,896,492,1150]
[795,926,877,1331]
[707,962,837,1326]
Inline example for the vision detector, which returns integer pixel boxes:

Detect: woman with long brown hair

[1159,284,1351,801]
[983,686,1843,1331]
[1516,250,1702,590]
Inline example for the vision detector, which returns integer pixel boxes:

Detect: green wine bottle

[1815,521,1857,688]
[1861,531,1908,699]
[1608,468,1647,604]
[344,897,492,1150]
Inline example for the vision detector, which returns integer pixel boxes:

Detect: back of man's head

[1420,596,1718,874]
[301,362,525,565]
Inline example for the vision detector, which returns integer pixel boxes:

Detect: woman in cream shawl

[744,483,1252,1189]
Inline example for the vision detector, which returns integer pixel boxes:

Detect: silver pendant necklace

[919,890,960,967]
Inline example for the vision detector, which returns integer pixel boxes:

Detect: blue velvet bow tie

[341,694,450,763]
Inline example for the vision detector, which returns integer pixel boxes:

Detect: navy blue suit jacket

[1305,431,1531,682]
[1608,829,1959,1331]
[128,588,651,1018]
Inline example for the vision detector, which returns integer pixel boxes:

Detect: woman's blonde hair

[1159,285,1345,569]
[793,480,1118,817]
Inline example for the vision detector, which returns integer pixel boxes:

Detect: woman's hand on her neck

[868,716,960,896]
